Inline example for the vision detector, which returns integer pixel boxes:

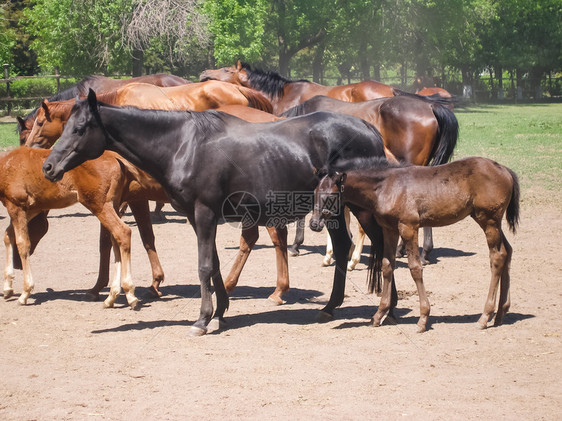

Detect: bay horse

[17,73,191,145]
[200,60,396,114]
[310,156,520,332]
[1,147,170,308]
[282,94,458,267]
[25,81,273,149]
[42,89,387,336]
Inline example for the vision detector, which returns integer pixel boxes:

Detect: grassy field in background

[1,103,560,205]
[454,103,561,206]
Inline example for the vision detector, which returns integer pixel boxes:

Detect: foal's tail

[506,168,521,234]
[366,216,385,295]
[429,103,459,166]
[237,86,274,113]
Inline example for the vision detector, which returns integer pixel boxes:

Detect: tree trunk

[132,49,144,77]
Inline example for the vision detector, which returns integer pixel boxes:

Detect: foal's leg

[128,200,165,298]
[3,224,16,299]
[401,225,431,332]
[494,232,512,326]
[267,226,289,305]
[477,222,509,329]
[224,225,259,293]
[372,229,400,327]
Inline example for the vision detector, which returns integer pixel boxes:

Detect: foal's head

[309,169,346,232]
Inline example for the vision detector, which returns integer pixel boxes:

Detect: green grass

[0,122,19,149]
[454,103,562,206]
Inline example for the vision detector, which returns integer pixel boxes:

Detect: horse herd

[2,61,519,336]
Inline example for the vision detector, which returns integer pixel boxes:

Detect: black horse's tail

[429,103,459,166]
[506,168,521,234]
[366,215,384,295]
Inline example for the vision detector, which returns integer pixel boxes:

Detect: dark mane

[94,101,229,138]
[241,62,310,99]
[330,156,396,173]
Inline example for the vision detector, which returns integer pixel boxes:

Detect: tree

[3,0,38,75]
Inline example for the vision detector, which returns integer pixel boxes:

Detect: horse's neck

[344,172,386,211]
[100,107,186,182]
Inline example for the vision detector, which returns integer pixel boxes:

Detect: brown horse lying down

[0,148,169,309]
[311,156,520,332]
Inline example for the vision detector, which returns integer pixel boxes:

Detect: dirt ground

[0,194,561,420]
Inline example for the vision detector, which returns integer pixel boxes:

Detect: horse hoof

[347,261,357,271]
[316,311,333,323]
[146,286,163,299]
[3,289,14,300]
[129,299,140,311]
[288,247,300,257]
[321,257,332,267]
[188,325,207,337]
[267,295,286,306]
[103,300,115,309]
[207,317,227,333]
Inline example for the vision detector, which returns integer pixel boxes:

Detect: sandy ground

[0,195,561,420]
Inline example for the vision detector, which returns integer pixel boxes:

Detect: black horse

[43,89,387,336]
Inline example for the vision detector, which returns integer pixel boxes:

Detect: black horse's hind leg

[318,211,352,321]
[288,217,305,256]
[209,246,229,332]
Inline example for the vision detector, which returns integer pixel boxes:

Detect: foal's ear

[236,60,242,70]
[16,116,25,129]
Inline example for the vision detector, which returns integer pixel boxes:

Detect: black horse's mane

[279,102,305,118]
[94,100,229,137]
[329,156,399,173]
[240,62,310,99]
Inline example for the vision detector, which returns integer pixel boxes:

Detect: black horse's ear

[87,88,98,111]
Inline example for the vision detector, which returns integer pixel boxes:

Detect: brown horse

[310,156,520,332]
[282,94,458,267]
[1,147,170,308]
[200,60,396,114]
[17,73,191,145]
[25,81,273,148]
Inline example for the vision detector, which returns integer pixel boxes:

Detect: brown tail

[506,168,520,234]
[237,86,273,113]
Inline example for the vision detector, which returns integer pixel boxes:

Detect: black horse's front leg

[318,211,352,322]
[189,206,227,336]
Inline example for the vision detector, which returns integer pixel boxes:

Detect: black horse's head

[43,89,108,182]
